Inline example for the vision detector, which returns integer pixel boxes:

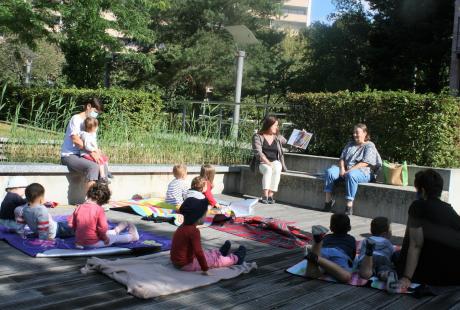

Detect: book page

[287,129,313,150]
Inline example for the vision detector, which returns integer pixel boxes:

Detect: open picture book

[287,129,313,150]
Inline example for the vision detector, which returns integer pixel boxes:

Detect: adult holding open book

[324,123,382,215]
[251,116,287,204]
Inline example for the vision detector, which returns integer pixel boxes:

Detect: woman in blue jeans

[324,123,382,215]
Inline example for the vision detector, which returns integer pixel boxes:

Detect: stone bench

[238,154,459,224]
[0,164,241,205]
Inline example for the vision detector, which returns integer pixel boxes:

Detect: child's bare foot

[128,223,139,242]
[312,225,329,243]
[114,221,129,234]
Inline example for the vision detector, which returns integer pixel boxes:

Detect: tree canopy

[0,0,455,95]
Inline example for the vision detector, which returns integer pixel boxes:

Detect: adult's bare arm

[399,226,424,288]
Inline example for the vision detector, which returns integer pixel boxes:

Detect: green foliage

[0,0,58,48]
[147,0,287,102]
[291,0,454,93]
[287,91,460,168]
[60,0,168,88]
[0,39,66,86]
[1,86,163,132]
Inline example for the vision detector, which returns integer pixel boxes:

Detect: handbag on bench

[382,160,408,186]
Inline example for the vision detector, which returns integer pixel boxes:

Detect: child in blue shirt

[305,213,356,283]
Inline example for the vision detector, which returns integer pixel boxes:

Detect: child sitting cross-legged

[304,214,356,283]
[357,217,399,292]
[170,195,246,274]
[0,176,28,230]
[165,164,188,207]
[72,182,139,248]
[15,183,74,240]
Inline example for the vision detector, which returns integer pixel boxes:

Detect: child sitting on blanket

[186,176,207,200]
[165,164,188,207]
[200,164,221,209]
[0,176,28,230]
[357,217,398,292]
[72,182,139,248]
[80,117,110,183]
[170,196,246,274]
[15,183,74,240]
[304,214,356,283]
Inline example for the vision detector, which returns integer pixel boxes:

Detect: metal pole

[25,59,32,87]
[232,50,245,139]
[182,103,186,132]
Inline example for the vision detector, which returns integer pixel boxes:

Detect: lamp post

[232,50,245,139]
[224,25,259,139]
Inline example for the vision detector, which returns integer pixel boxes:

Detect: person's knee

[261,166,273,175]
[87,161,99,173]
[345,171,358,182]
[326,166,339,178]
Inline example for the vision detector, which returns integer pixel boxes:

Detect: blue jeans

[321,247,353,272]
[324,165,371,201]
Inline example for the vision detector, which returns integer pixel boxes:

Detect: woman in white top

[60,98,104,193]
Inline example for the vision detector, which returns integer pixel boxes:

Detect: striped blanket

[110,198,233,226]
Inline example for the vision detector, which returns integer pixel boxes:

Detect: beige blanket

[81,253,257,299]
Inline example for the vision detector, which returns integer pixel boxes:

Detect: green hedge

[287,91,460,168]
[1,86,163,132]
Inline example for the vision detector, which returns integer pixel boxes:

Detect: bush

[1,86,163,132]
[287,91,460,168]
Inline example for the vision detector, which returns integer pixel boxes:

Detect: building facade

[270,0,312,32]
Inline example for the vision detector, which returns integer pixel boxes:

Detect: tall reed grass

[0,87,252,165]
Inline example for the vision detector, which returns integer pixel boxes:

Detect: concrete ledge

[239,167,450,224]
[0,163,241,174]
[284,153,460,211]
[0,164,242,205]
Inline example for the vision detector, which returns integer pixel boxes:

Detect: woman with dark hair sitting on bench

[323,123,382,215]
[60,98,105,193]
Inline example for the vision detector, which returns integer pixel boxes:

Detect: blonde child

[170,193,246,273]
[80,117,110,183]
[0,176,28,230]
[200,164,221,208]
[72,182,139,248]
[15,183,74,240]
[165,164,188,207]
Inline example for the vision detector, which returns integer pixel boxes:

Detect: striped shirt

[165,179,188,206]
[15,204,57,240]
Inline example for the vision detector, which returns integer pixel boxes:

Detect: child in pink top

[200,164,221,209]
[72,182,139,248]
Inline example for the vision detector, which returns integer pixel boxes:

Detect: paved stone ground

[0,194,459,310]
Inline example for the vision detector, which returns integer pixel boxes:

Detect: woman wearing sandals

[251,116,287,204]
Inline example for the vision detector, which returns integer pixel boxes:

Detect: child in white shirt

[80,117,110,182]
[165,164,188,207]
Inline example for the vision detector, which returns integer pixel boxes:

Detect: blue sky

[310,0,336,24]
